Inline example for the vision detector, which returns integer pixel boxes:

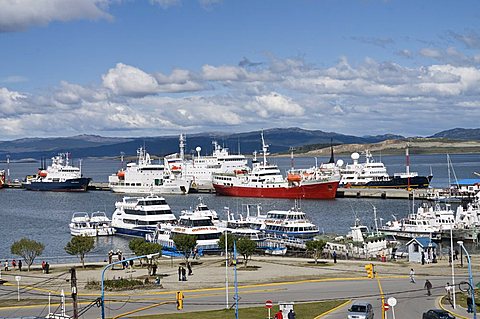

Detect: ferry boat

[111,194,177,238]
[339,147,432,189]
[108,147,191,195]
[165,134,249,192]
[69,212,115,237]
[380,203,455,240]
[23,153,91,192]
[212,133,339,199]
[147,207,223,253]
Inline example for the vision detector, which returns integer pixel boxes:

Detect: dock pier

[336,187,431,200]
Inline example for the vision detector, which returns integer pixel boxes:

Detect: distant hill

[429,128,480,140]
[0,127,478,160]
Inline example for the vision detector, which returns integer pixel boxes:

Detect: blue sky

[1,0,480,140]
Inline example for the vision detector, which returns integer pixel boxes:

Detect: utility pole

[70,267,79,319]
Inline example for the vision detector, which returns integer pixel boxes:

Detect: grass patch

[0,299,48,307]
[132,300,348,319]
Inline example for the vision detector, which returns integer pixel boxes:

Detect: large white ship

[339,148,432,189]
[108,147,191,195]
[165,134,249,192]
[111,194,177,238]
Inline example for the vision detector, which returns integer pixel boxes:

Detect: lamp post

[458,241,476,319]
[101,253,159,319]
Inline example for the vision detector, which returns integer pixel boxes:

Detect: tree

[65,236,95,268]
[11,238,44,271]
[128,238,162,272]
[236,237,257,267]
[173,234,197,263]
[306,239,326,264]
[218,233,236,258]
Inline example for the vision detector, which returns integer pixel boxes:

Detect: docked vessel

[165,134,249,192]
[23,153,91,192]
[212,133,339,199]
[147,205,222,254]
[69,212,115,237]
[108,147,191,195]
[111,194,177,237]
[339,147,432,189]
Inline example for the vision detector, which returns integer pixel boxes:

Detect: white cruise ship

[165,134,249,192]
[111,194,177,238]
[108,147,191,195]
[147,206,223,254]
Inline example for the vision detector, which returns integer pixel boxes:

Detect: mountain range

[0,127,478,160]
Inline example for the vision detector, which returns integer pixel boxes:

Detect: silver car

[347,301,374,319]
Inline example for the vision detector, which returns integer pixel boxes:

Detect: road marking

[113,301,172,319]
[313,299,351,318]
[438,295,469,319]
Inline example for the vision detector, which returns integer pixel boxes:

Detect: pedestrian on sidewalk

[178,266,182,281]
[445,283,452,306]
[409,268,415,283]
[18,260,22,271]
[467,295,474,313]
[424,280,433,296]
[333,251,337,263]
[187,262,192,275]
[181,266,187,281]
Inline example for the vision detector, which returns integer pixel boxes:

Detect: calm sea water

[0,153,479,261]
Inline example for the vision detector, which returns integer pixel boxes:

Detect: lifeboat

[234,169,247,175]
[117,170,125,179]
[287,173,301,182]
[171,165,182,172]
[38,170,48,178]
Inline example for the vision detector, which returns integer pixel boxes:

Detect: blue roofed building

[406,237,438,264]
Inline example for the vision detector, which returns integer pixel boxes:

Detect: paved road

[0,274,459,318]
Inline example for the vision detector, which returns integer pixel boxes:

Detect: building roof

[406,237,438,248]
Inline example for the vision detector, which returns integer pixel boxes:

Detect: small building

[406,237,438,264]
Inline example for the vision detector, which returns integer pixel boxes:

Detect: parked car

[347,301,374,319]
[422,309,455,319]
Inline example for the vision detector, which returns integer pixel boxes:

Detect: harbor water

[1,152,479,260]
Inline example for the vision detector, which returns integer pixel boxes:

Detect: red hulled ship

[212,133,339,199]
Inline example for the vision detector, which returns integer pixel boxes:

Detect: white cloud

[102,63,159,97]
[420,48,442,58]
[0,87,28,116]
[0,0,112,32]
[245,92,304,118]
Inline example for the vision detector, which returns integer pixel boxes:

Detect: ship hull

[213,181,339,199]
[347,175,432,189]
[23,177,91,192]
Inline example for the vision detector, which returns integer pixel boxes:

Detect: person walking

[333,251,337,263]
[445,283,452,306]
[287,309,296,319]
[18,260,22,272]
[181,266,187,281]
[178,266,182,281]
[4,260,9,271]
[187,262,193,276]
[274,309,283,319]
[421,251,425,265]
[467,295,474,313]
[409,268,415,283]
[424,280,433,296]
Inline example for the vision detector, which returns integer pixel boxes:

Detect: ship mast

[179,134,185,161]
[261,131,269,166]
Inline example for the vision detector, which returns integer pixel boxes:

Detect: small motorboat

[69,212,115,237]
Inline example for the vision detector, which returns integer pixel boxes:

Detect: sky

[1,0,480,140]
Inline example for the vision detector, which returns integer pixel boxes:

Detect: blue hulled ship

[23,153,91,192]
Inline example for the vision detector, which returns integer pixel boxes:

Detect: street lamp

[101,253,160,319]
[458,241,476,319]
